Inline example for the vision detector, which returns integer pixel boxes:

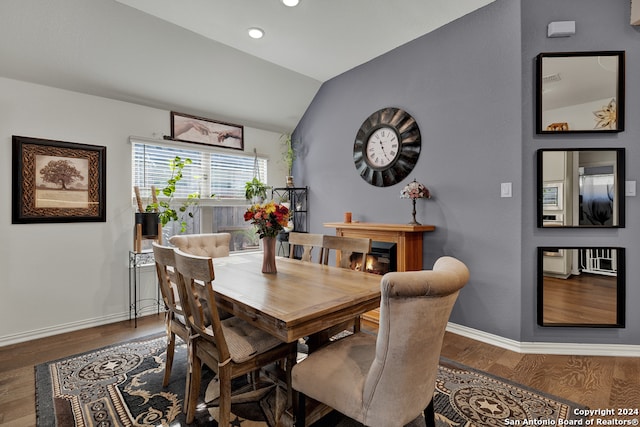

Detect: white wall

[0,76,285,345]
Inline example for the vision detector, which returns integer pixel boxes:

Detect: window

[132,138,267,250]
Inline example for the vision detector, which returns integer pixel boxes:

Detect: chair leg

[424,397,435,427]
[286,345,296,408]
[163,331,176,387]
[219,368,232,427]
[353,315,361,333]
[296,392,306,427]
[185,355,202,423]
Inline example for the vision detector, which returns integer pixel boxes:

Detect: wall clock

[353,107,421,187]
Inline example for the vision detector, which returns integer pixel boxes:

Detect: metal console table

[128,250,162,327]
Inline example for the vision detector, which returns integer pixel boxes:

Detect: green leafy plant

[280,133,296,176]
[145,156,210,233]
[244,177,270,202]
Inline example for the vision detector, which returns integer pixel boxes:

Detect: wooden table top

[210,254,382,343]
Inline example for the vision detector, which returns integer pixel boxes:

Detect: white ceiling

[114,0,495,82]
[0,0,494,132]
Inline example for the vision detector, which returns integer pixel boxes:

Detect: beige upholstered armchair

[292,256,470,427]
[169,233,231,258]
[169,232,232,320]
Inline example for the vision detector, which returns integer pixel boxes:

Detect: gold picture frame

[12,135,106,223]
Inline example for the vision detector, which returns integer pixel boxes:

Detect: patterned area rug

[35,334,587,426]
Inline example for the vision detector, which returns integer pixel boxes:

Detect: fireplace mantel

[323,222,435,272]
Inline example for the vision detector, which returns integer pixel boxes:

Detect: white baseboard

[0,312,130,347]
[447,322,640,357]
[2,316,638,357]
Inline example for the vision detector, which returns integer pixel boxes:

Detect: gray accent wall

[294,0,640,345]
[521,0,640,345]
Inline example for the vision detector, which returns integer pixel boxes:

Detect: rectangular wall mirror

[537,148,625,228]
[536,51,625,133]
[538,247,625,327]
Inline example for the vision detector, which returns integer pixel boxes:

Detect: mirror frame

[536,148,625,228]
[536,51,625,134]
[537,246,626,328]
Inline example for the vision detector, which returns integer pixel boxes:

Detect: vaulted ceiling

[0,0,494,132]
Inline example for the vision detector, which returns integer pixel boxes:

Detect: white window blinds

[132,139,267,203]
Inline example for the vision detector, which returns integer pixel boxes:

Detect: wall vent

[542,73,561,83]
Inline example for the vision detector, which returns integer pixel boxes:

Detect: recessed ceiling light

[248,27,264,39]
[282,0,299,6]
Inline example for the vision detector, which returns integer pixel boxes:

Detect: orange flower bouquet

[244,201,290,239]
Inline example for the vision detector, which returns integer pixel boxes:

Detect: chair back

[321,235,372,271]
[169,233,231,258]
[288,232,324,262]
[152,242,182,315]
[173,249,231,363]
[361,256,469,426]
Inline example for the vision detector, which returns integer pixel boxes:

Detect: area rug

[35,334,587,427]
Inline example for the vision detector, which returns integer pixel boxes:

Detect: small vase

[262,236,277,274]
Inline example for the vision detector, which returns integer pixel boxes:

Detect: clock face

[365,126,400,168]
[353,108,421,187]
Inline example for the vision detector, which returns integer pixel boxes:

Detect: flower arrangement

[244,201,290,239]
[400,179,431,200]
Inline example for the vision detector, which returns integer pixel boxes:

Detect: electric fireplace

[350,241,397,275]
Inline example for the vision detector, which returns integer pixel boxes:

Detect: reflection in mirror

[537,247,625,327]
[536,51,625,133]
[537,148,625,228]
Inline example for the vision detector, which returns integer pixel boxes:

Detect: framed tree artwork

[12,135,107,223]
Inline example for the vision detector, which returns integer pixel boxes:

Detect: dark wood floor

[1,314,638,426]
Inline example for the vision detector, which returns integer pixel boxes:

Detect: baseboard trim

[447,323,640,357]
[0,313,130,347]
[2,316,638,356]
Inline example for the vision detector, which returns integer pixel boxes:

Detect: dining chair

[288,232,324,262]
[321,235,372,271]
[170,232,234,320]
[319,235,372,337]
[292,256,470,427]
[169,232,231,258]
[173,248,297,426]
[151,243,189,389]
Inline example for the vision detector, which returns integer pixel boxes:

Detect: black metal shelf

[272,187,309,258]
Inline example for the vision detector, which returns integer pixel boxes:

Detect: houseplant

[244,177,270,203]
[280,133,297,187]
[143,156,208,233]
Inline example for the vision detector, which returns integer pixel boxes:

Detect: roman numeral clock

[353,107,421,187]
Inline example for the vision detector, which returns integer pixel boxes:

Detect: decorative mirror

[537,148,625,228]
[537,247,625,327]
[536,51,625,133]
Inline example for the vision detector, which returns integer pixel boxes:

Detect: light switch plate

[625,181,636,196]
[501,182,512,198]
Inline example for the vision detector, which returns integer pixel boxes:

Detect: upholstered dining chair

[288,232,324,262]
[170,232,233,320]
[172,249,297,426]
[292,256,470,427]
[169,232,231,258]
[151,243,189,389]
[321,235,372,271]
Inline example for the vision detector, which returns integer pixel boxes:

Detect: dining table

[200,253,383,426]
[209,252,382,344]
